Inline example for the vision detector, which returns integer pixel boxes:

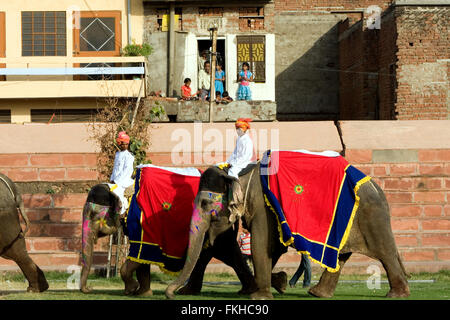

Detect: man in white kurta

[226,125,254,179]
[223,118,254,221]
[110,131,135,215]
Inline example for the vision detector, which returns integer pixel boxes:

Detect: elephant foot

[26,286,41,293]
[386,286,410,298]
[271,271,287,294]
[124,279,139,295]
[136,287,153,296]
[250,290,273,300]
[177,285,201,296]
[238,283,258,295]
[80,286,93,294]
[308,284,333,298]
[27,282,49,293]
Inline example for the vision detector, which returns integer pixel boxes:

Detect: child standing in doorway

[237,62,253,101]
[215,64,225,98]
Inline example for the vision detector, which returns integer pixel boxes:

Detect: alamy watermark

[366,264,381,290]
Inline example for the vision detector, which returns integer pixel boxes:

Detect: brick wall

[1,121,449,275]
[395,6,450,120]
[338,4,450,120]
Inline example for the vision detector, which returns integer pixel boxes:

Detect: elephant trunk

[165,207,211,299]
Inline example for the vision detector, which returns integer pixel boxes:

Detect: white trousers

[109,184,128,215]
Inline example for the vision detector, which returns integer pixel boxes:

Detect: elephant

[80,183,123,293]
[0,173,49,293]
[82,183,285,296]
[165,163,410,300]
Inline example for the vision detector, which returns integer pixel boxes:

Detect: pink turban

[116,131,130,144]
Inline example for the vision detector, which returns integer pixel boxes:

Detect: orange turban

[116,131,130,144]
[235,118,252,131]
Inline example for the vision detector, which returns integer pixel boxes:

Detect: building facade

[0,0,147,124]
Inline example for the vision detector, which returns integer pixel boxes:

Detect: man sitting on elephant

[219,118,254,221]
[109,131,135,215]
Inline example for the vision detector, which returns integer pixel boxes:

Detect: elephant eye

[201,199,212,210]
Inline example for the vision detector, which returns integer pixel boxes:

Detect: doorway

[197,39,226,93]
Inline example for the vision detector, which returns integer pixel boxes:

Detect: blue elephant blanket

[260,150,371,272]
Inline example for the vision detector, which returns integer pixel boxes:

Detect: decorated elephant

[81,169,285,296]
[120,164,287,296]
[80,183,123,293]
[166,150,410,299]
[0,173,49,293]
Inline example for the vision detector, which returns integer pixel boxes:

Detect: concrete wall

[275,13,343,120]
[1,120,450,275]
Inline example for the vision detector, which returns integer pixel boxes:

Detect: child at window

[237,62,253,101]
[181,78,199,100]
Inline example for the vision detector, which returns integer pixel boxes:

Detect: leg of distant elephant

[270,250,287,294]
[178,247,214,295]
[120,259,140,295]
[2,235,49,293]
[135,264,152,296]
[250,211,273,300]
[308,252,352,298]
[80,223,98,293]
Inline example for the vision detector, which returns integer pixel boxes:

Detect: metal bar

[0,67,145,76]
[106,234,113,278]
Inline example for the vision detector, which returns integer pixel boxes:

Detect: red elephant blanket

[260,150,371,272]
[126,165,201,274]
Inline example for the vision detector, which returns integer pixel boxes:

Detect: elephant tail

[397,250,411,279]
[16,193,30,236]
[0,174,30,236]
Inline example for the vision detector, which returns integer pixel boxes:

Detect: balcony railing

[0,56,146,99]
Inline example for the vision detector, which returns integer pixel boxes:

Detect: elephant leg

[80,223,98,293]
[135,264,152,296]
[214,243,258,296]
[270,250,287,294]
[120,259,140,295]
[2,235,49,293]
[178,247,214,295]
[379,254,410,298]
[250,211,273,300]
[308,252,352,298]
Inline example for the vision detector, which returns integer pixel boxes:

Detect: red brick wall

[1,146,449,274]
[0,153,98,182]
[338,4,450,120]
[274,0,392,12]
[394,6,450,120]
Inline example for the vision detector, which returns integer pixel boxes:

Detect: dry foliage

[88,97,165,180]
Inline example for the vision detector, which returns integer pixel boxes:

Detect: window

[237,35,265,83]
[157,8,182,31]
[31,109,99,123]
[73,11,121,56]
[0,110,11,123]
[239,7,264,31]
[22,11,66,56]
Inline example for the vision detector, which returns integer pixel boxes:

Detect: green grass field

[1,270,449,300]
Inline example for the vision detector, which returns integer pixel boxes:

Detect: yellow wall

[0,0,145,123]
[1,0,144,59]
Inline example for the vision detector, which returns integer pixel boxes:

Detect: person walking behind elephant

[289,253,312,288]
[237,62,253,101]
[110,131,135,215]
[238,228,252,272]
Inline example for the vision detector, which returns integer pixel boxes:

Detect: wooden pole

[168,3,175,97]
[209,26,217,123]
